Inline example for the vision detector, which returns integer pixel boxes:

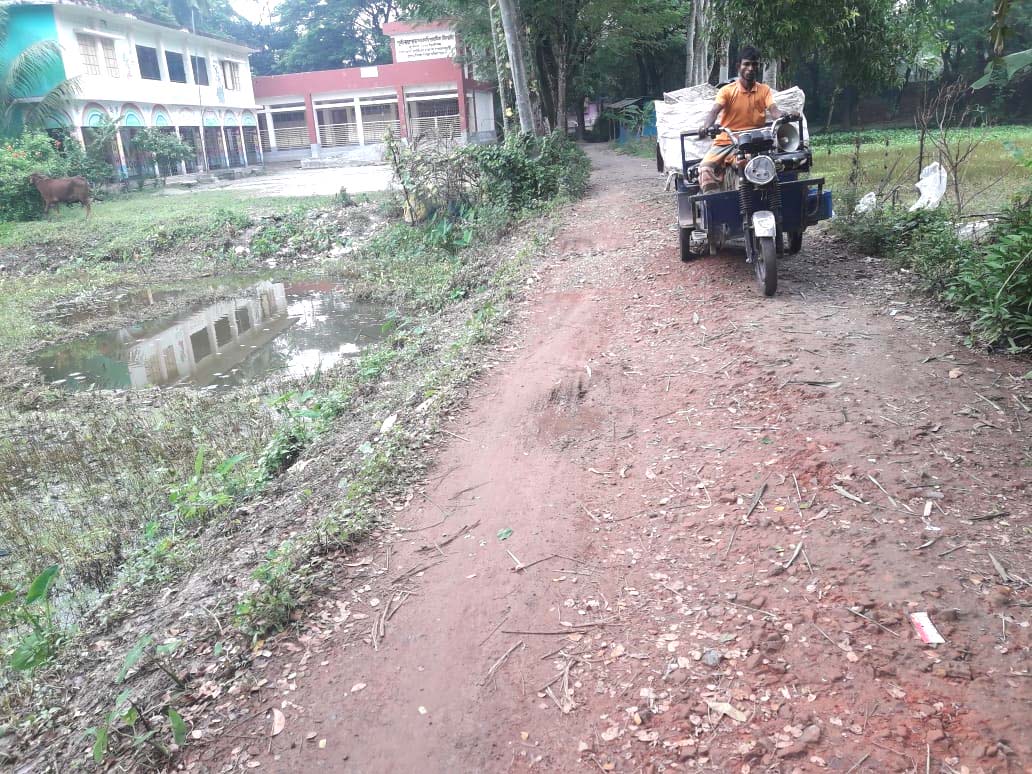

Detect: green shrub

[386,129,590,220]
[835,207,976,290]
[0,132,66,221]
[947,199,1032,350]
[836,196,1032,351]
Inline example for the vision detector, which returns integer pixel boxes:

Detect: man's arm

[698,101,722,137]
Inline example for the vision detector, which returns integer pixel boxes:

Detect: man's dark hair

[739,45,762,63]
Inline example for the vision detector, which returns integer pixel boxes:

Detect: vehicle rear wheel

[679,227,694,262]
[755,236,778,296]
[788,230,803,254]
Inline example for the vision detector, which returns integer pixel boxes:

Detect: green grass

[0,266,124,349]
[813,124,1032,212]
[0,189,329,262]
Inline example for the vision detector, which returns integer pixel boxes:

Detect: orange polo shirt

[713,79,775,146]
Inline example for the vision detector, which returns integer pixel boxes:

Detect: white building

[4,0,263,177]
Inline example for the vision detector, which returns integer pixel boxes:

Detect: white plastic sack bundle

[854,192,877,214]
[655,83,808,172]
[909,162,948,211]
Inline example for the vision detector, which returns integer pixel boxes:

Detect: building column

[183,45,195,85]
[220,127,231,168]
[175,126,187,175]
[395,86,408,139]
[264,108,278,150]
[198,126,209,172]
[206,322,218,354]
[353,97,365,146]
[456,78,469,136]
[113,128,129,179]
[304,92,320,157]
[156,40,170,82]
[238,124,246,166]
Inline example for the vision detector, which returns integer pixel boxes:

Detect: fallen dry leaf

[706,700,747,722]
[270,708,285,737]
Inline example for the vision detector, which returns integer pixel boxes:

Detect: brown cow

[28,173,92,218]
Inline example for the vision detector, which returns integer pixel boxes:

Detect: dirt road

[200,147,1030,773]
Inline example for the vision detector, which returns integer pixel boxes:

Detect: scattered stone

[701,649,722,667]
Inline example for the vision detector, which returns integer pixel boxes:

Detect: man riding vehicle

[697,46,798,193]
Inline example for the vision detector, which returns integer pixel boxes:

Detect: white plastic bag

[909,162,948,211]
[654,84,808,172]
[854,192,877,214]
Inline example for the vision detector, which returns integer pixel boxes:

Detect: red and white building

[253,21,496,163]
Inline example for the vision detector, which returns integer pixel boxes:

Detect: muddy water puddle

[35,282,387,391]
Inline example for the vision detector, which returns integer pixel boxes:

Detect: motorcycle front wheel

[755,236,778,296]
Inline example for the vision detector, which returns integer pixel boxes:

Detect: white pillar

[220,127,230,168]
[183,42,195,85]
[175,126,187,175]
[238,124,246,166]
[354,97,365,146]
[264,108,278,150]
[156,40,170,82]
[114,128,128,178]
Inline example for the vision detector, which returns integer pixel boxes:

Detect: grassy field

[617,123,1032,212]
[0,188,330,263]
[812,125,1032,212]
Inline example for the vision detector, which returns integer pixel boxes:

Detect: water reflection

[35,282,386,391]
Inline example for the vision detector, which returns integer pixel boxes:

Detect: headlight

[744,155,776,185]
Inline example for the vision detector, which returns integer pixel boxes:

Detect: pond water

[34,281,387,391]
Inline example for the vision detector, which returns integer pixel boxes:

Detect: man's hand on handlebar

[697,125,719,139]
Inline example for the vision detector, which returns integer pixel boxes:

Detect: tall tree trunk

[637,52,649,95]
[575,95,586,140]
[685,1,697,86]
[487,0,511,134]
[534,42,557,133]
[556,56,568,135]
[496,0,534,133]
[691,0,710,85]
[765,59,778,89]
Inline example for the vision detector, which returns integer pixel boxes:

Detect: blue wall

[0,5,65,98]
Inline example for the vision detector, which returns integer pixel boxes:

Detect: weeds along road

[203,146,1030,773]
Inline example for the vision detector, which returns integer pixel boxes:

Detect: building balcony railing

[270,125,310,150]
[362,119,401,145]
[319,122,360,147]
[410,115,461,141]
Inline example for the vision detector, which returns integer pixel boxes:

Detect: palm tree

[0,5,79,135]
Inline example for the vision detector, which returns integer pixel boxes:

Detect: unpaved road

[199,147,1030,773]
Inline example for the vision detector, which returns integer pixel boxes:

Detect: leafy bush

[386,129,590,220]
[0,564,63,672]
[130,127,195,183]
[836,193,1032,351]
[947,198,1032,350]
[0,132,66,221]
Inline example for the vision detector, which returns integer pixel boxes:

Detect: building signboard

[394,32,456,63]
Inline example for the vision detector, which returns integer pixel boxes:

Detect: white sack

[655,83,808,172]
[854,192,878,214]
[909,162,948,211]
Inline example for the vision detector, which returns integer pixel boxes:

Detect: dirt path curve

[200,147,1030,773]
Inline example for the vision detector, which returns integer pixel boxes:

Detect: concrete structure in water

[253,21,496,164]
[0,0,262,178]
